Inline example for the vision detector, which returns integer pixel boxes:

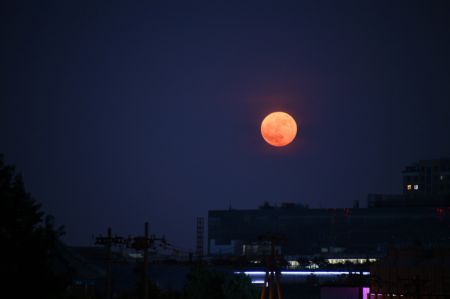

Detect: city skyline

[2,1,450,249]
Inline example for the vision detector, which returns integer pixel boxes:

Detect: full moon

[261,112,298,147]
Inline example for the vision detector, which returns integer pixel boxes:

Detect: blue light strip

[236,271,370,276]
[281,271,370,275]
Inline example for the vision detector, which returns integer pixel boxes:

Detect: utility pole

[95,227,113,299]
[95,223,167,299]
[143,222,149,299]
[95,227,126,299]
[94,224,172,299]
[128,222,166,299]
[106,227,112,299]
[258,234,284,299]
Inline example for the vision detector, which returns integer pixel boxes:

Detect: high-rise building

[402,158,450,199]
[369,158,450,208]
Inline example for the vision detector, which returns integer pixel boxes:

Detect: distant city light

[287,260,300,268]
[369,293,404,298]
[305,263,319,269]
[363,287,370,299]
[326,258,377,264]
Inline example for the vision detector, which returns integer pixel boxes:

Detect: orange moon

[261,112,297,147]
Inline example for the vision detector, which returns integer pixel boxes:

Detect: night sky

[2,1,450,249]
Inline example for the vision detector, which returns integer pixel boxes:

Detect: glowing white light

[234,271,267,275]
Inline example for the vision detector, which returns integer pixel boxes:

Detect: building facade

[403,158,450,199]
[369,247,450,298]
[208,205,450,256]
[208,159,450,257]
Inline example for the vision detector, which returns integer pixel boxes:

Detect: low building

[208,205,450,256]
[369,247,450,298]
[208,159,450,257]
[321,286,370,299]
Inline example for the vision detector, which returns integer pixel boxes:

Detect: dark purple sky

[1,1,450,249]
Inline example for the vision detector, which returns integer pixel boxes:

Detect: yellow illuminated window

[407,184,412,191]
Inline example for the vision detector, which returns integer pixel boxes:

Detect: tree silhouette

[184,268,258,299]
[0,154,68,298]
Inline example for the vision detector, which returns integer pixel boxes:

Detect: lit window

[306,262,319,269]
[414,185,419,190]
[407,184,412,191]
[287,260,299,269]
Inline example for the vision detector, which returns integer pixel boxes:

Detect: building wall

[208,207,450,256]
[403,158,450,199]
[321,287,369,299]
[208,159,450,257]
[370,247,450,298]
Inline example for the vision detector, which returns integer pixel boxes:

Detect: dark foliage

[184,268,258,299]
[0,155,68,298]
